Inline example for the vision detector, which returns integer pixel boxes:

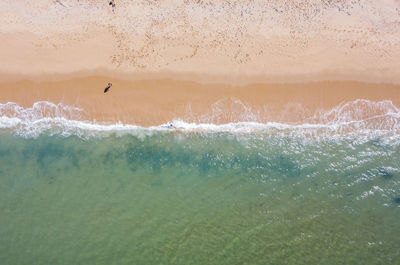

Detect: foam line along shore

[1,1,400,264]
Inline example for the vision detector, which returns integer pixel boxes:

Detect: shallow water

[1,131,399,264]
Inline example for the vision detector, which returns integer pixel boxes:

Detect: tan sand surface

[1,0,400,83]
[1,0,400,126]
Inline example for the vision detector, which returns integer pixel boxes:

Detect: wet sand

[1,76,399,126]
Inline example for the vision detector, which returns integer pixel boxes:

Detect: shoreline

[1,75,399,127]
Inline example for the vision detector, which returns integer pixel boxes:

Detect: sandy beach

[1,0,400,125]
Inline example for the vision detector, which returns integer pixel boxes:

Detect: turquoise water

[1,130,400,264]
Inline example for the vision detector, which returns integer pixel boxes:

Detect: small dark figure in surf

[109,0,116,12]
[104,82,112,93]
[163,123,175,129]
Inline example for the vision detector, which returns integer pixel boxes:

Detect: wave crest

[0,99,399,139]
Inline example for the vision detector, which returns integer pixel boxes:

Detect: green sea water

[0,131,400,264]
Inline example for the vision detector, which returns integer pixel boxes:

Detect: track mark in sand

[10,0,399,72]
[106,0,393,69]
[54,0,67,8]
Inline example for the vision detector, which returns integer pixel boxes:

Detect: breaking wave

[0,99,399,140]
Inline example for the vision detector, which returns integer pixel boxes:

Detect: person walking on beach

[109,0,116,12]
[104,82,112,93]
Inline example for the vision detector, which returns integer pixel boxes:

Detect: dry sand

[0,0,400,125]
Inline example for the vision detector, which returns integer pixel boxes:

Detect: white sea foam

[1,100,400,139]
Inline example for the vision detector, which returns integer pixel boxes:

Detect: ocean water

[1,101,400,264]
